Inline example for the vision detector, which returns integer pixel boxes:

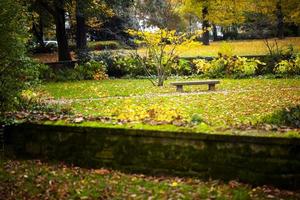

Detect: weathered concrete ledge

[4,123,300,189]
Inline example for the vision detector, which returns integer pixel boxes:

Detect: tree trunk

[32,17,45,47]
[189,15,192,34]
[276,0,284,39]
[157,76,164,86]
[212,24,217,41]
[54,4,71,61]
[232,24,238,39]
[76,0,87,50]
[202,6,210,46]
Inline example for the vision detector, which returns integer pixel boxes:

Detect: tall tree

[275,0,284,39]
[179,0,250,43]
[75,0,87,50]
[72,0,133,56]
[201,4,209,45]
[134,0,184,30]
[27,0,72,61]
[248,0,300,39]
[179,0,209,44]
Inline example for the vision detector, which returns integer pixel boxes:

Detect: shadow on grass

[262,105,300,128]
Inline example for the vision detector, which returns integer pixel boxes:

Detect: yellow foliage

[112,100,186,123]
[93,69,109,81]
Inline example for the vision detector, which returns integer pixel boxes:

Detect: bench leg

[176,85,183,92]
[208,84,215,91]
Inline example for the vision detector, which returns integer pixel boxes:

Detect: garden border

[4,123,300,189]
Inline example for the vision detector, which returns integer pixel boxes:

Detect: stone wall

[4,124,300,189]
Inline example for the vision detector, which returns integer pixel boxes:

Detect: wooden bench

[170,80,220,92]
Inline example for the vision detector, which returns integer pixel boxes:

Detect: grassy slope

[40,78,300,136]
[137,37,300,57]
[1,160,299,200]
[33,37,300,63]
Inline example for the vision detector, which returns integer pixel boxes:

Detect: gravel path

[45,87,300,104]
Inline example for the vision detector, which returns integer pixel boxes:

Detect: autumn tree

[27,3,54,47]
[179,0,254,44]
[179,0,211,45]
[71,0,133,62]
[27,0,72,61]
[134,0,184,30]
[129,0,200,86]
[247,0,300,39]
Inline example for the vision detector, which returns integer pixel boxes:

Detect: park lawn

[33,37,300,63]
[137,37,300,57]
[40,78,300,135]
[1,159,299,200]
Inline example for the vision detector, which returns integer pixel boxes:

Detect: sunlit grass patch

[40,78,300,133]
[137,37,300,57]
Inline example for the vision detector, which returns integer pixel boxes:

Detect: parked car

[29,40,58,54]
[44,40,58,48]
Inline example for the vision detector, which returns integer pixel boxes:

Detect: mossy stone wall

[4,124,300,189]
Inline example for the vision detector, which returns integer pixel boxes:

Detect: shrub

[92,51,128,77]
[88,41,121,51]
[263,105,300,128]
[0,56,43,111]
[39,61,108,82]
[0,0,39,111]
[275,53,300,76]
[171,58,193,76]
[193,56,264,78]
[93,52,194,78]
[74,60,108,80]
[194,58,226,78]
[263,41,296,74]
[92,52,157,78]
[190,113,204,125]
[227,56,263,78]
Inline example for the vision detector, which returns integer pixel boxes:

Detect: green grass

[39,78,300,136]
[1,159,299,200]
[135,37,300,57]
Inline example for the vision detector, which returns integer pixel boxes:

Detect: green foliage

[263,105,300,128]
[171,58,193,76]
[0,0,41,111]
[232,187,251,200]
[40,61,108,82]
[262,40,298,74]
[113,54,156,78]
[92,52,149,78]
[194,56,264,78]
[93,52,192,78]
[190,113,204,125]
[0,56,44,111]
[92,51,126,77]
[88,41,122,51]
[275,54,300,76]
[75,61,108,80]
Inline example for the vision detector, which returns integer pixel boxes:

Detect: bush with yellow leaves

[194,56,265,78]
[127,29,201,86]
